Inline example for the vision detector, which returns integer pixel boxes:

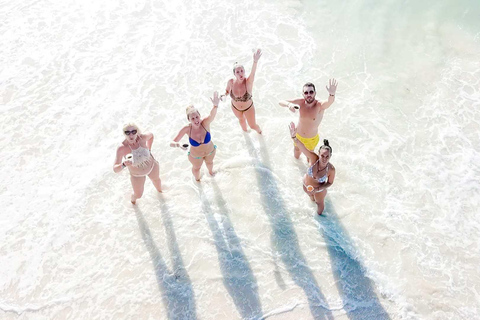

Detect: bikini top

[128,144,152,168]
[307,160,329,183]
[189,124,211,147]
[230,81,252,102]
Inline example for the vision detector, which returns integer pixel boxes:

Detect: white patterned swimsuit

[128,144,155,177]
[304,160,329,193]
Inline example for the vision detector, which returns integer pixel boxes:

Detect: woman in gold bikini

[223,49,262,134]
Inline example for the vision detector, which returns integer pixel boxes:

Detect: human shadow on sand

[244,135,333,320]
[315,200,390,320]
[197,181,263,320]
[134,195,197,320]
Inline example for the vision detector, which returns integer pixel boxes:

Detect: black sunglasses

[124,129,137,135]
[304,90,315,95]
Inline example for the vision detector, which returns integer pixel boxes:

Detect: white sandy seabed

[1,0,480,319]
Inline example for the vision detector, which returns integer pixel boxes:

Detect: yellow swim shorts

[294,133,320,151]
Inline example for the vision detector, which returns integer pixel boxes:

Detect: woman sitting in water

[171,92,220,181]
[113,123,162,204]
[223,49,262,134]
[289,122,336,215]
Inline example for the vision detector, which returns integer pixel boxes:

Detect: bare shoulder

[328,163,336,171]
[317,100,326,111]
[141,132,153,140]
[117,143,129,154]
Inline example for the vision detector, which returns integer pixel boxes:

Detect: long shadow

[244,135,333,320]
[134,196,197,320]
[197,182,263,320]
[315,199,390,320]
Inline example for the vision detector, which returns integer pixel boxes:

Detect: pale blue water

[1,0,479,319]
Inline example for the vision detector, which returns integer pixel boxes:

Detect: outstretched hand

[210,91,220,106]
[288,122,297,138]
[253,49,262,63]
[326,78,338,95]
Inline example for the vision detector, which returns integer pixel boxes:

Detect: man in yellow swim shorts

[279,79,338,160]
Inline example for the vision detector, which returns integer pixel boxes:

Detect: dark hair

[319,139,332,154]
[303,82,316,92]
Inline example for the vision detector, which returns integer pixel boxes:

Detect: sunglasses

[304,90,315,95]
[124,130,137,135]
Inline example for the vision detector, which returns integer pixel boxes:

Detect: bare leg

[148,160,162,192]
[204,147,217,176]
[244,104,262,134]
[231,105,248,131]
[314,190,327,215]
[130,175,146,204]
[188,155,204,181]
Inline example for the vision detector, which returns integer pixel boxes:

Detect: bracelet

[291,136,296,139]
[329,94,335,96]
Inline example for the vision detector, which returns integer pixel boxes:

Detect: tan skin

[223,49,262,134]
[289,122,336,215]
[171,92,220,181]
[279,79,338,159]
[113,127,162,204]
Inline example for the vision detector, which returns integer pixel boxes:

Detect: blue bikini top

[189,124,211,147]
[307,160,329,183]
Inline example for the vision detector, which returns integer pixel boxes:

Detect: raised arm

[203,91,220,127]
[247,49,262,84]
[320,78,338,111]
[170,126,189,149]
[143,132,154,150]
[289,122,319,163]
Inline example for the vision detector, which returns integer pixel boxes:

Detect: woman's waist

[303,175,323,186]
[189,142,215,155]
[129,156,154,169]
[231,98,253,106]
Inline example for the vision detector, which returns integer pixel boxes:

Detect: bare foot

[209,171,216,177]
[131,194,137,205]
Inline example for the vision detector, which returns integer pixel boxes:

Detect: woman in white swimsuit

[113,123,162,204]
[289,122,336,215]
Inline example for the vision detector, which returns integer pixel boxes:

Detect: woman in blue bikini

[113,123,162,204]
[289,122,336,215]
[171,92,220,181]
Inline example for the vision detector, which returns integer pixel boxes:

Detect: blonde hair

[186,105,199,120]
[122,122,141,135]
[232,62,244,74]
